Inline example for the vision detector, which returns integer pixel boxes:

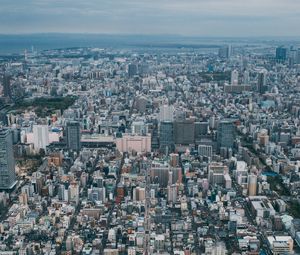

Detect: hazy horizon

[1,0,300,37]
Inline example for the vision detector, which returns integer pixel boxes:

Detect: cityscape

[1,1,300,255]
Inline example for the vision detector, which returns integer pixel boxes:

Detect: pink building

[116,134,151,154]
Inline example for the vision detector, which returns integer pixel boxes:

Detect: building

[198,145,213,158]
[158,105,174,122]
[150,161,181,188]
[159,121,174,153]
[208,162,230,187]
[0,129,16,189]
[224,84,252,93]
[128,63,138,77]
[248,174,257,196]
[167,184,177,203]
[2,73,12,98]
[249,196,276,219]
[267,236,293,255]
[131,121,148,135]
[218,45,232,59]
[257,69,267,94]
[66,121,81,151]
[33,125,49,152]
[174,119,195,145]
[195,122,208,140]
[231,70,239,85]
[276,46,287,62]
[116,134,151,154]
[217,120,235,150]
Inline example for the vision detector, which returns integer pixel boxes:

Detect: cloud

[0,0,300,36]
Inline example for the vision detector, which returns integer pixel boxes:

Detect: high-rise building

[198,145,213,158]
[33,125,49,152]
[159,121,174,153]
[248,174,257,196]
[0,128,16,189]
[167,184,177,203]
[218,45,232,59]
[217,120,235,150]
[243,70,250,84]
[258,69,267,94]
[128,64,138,77]
[174,119,195,145]
[195,122,208,140]
[231,70,239,85]
[2,73,12,99]
[66,121,81,151]
[158,105,174,122]
[276,46,287,62]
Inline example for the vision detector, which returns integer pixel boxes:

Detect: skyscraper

[0,128,16,189]
[276,46,287,62]
[128,64,138,78]
[248,174,257,196]
[231,70,239,85]
[33,125,49,152]
[158,105,174,122]
[2,73,12,99]
[159,121,174,153]
[258,69,267,94]
[217,120,235,150]
[66,121,81,151]
[218,45,232,59]
[174,119,195,145]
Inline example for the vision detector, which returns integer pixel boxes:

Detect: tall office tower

[150,120,159,151]
[297,48,300,64]
[158,105,174,122]
[289,49,298,66]
[167,184,177,203]
[66,121,81,151]
[257,69,267,94]
[2,73,12,98]
[218,45,232,59]
[33,125,49,152]
[217,120,235,150]
[0,129,16,189]
[174,119,195,145]
[276,46,287,62]
[231,70,239,85]
[248,174,257,196]
[128,63,138,78]
[243,70,250,84]
[159,121,174,153]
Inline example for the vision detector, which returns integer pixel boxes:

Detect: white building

[33,125,49,152]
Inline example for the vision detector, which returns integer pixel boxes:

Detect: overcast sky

[0,0,300,36]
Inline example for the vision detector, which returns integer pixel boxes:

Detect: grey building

[159,121,174,153]
[2,73,12,99]
[257,70,267,94]
[174,119,195,145]
[0,128,16,189]
[66,121,81,151]
[195,122,209,140]
[128,63,138,78]
[217,120,235,150]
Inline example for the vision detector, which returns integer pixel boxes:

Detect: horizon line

[0,32,300,40]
